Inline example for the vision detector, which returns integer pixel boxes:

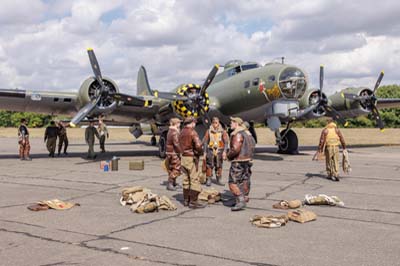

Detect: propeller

[70,49,147,127]
[315,65,348,126]
[342,71,385,130]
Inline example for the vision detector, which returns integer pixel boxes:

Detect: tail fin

[137,66,153,96]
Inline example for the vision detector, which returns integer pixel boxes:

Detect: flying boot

[215,168,224,186]
[188,190,207,209]
[231,195,246,211]
[166,180,177,191]
[206,167,212,186]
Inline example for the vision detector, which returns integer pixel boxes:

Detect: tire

[158,132,167,158]
[278,129,298,154]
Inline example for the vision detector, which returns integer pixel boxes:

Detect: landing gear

[158,131,167,158]
[151,135,157,146]
[277,129,298,154]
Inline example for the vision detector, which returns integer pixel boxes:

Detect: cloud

[0,0,399,97]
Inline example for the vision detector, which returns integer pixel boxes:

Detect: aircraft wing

[376,98,400,109]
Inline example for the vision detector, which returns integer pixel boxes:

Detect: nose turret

[278,67,307,99]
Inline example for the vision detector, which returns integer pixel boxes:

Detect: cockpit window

[241,64,260,71]
[278,67,307,99]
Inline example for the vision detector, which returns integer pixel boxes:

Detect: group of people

[84,119,109,159]
[165,116,256,211]
[17,118,109,160]
[44,120,69,157]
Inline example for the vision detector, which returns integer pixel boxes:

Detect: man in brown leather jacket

[202,117,229,186]
[179,117,206,208]
[166,117,182,191]
[227,117,255,211]
[318,119,346,181]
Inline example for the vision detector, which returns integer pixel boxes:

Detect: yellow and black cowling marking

[172,83,210,118]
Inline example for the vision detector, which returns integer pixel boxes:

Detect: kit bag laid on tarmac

[250,214,289,228]
[287,209,317,223]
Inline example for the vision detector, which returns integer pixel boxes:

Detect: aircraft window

[53,97,59,102]
[268,75,275,82]
[241,64,259,71]
[63,98,72,102]
[252,78,259,86]
[244,80,250,88]
[279,67,307,99]
[227,66,242,77]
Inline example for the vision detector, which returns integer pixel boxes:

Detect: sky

[0,0,399,96]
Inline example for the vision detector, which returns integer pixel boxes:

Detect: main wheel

[278,129,298,154]
[158,132,167,158]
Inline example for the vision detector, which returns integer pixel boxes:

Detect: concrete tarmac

[0,138,399,266]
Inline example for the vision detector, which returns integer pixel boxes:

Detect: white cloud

[0,0,399,97]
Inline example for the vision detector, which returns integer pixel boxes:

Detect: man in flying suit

[227,117,255,211]
[179,117,206,208]
[85,121,100,159]
[202,117,229,186]
[57,121,69,156]
[318,119,347,181]
[18,118,31,160]
[166,117,182,191]
[98,118,109,153]
[44,121,58,157]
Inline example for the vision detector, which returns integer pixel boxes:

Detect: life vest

[325,122,340,146]
[208,128,224,149]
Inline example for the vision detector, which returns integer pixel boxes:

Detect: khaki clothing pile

[304,194,344,207]
[28,199,79,211]
[120,186,177,213]
[250,214,289,228]
[272,199,302,209]
[198,188,221,204]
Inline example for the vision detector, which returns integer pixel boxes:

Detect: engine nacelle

[77,76,119,116]
[298,88,328,119]
[329,87,373,117]
[172,83,210,119]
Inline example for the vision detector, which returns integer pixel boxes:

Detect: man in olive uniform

[57,121,69,156]
[227,117,255,211]
[44,121,58,157]
[98,119,109,153]
[18,118,31,160]
[166,117,182,191]
[85,121,100,159]
[202,117,229,186]
[318,119,347,181]
[179,117,206,208]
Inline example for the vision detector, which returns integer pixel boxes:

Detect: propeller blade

[371,104,384,130]
[200,64,219,96]
[319,65,324,93]
[87,48,104,86]
[373,71,384,93]
[111,92,150,107]
[69,101,97,127]
[199,104,211,127]
[324,104,348,126]
[152,90,188,101]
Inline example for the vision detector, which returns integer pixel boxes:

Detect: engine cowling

[299,88,328,118]
[172,83,210,119]
[329,87,373,117]
[77,76,119,116]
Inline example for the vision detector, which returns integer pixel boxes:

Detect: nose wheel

[277,129,298,154]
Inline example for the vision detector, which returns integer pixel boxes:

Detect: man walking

[44,121,58,157]
[227,117,255,211]
[98,118,109,153]
[202,117,229,186]
[166,117,182,191]
[179,117,206,208]
[85,121,100,159]
[57,121,69,156]
[318,119,347,181]
[18,118,31,160]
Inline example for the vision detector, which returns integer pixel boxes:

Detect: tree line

[0,85,399,128]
